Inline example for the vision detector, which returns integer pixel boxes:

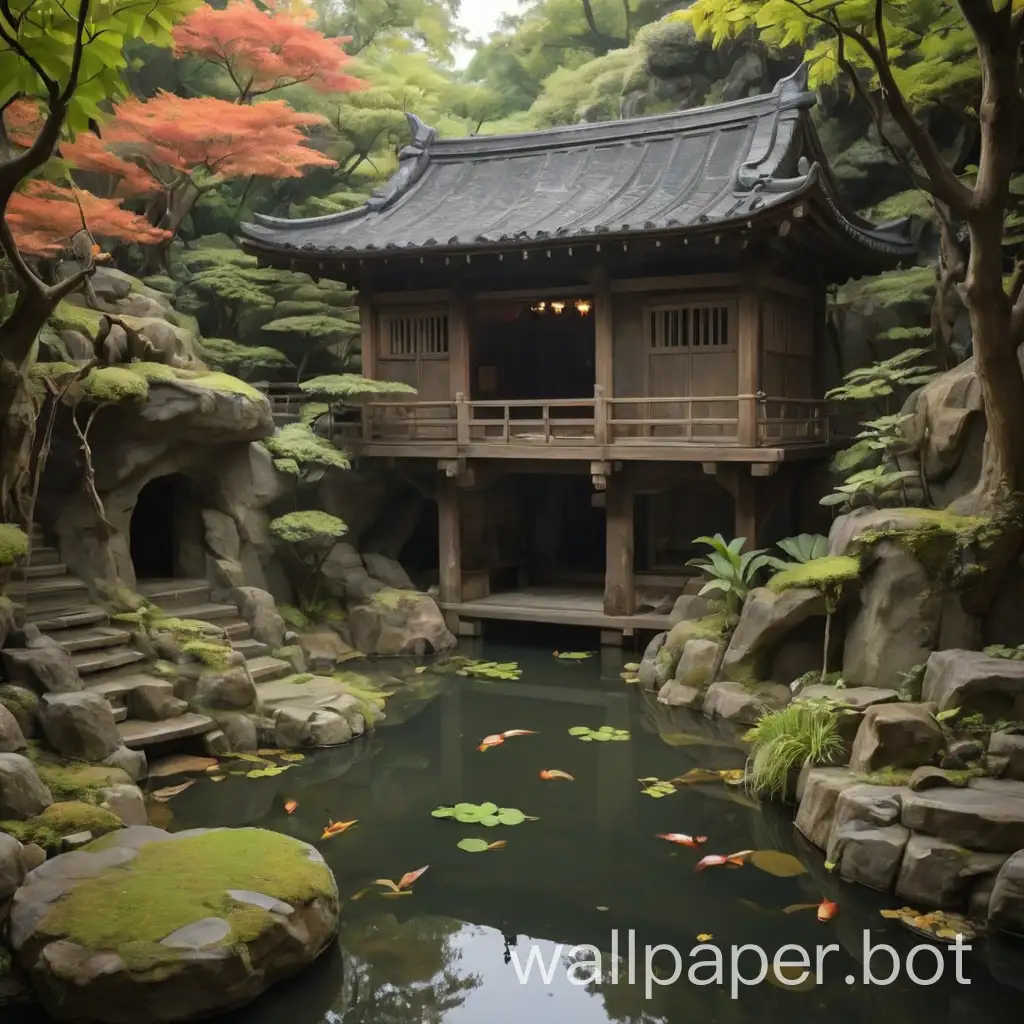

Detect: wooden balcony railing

[357,387,830,449]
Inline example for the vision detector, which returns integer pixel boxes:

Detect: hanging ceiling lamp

[550,301,566,315]
[575,299,592,316]
[530,301,547,314]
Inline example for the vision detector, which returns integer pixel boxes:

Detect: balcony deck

[259,386,831,464]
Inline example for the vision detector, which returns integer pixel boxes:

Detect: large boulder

[201,509,241,563]
[1,631,82,694]
[362,552,415,590]
[701,680,789,725]
[273,705,356,748]
[794,767,861,849]
[0,685,38,738]
[834,823,910,891]
[348,590,455,657]
[842,542,941,689]
[895,833,1006,909]
[990,851,1024,936]
[9,826,340,1023]
[721,587,825,684]
[848,703,945,773]
[900,779,1024,852]
[129,682,188,722]
[298,630,356,672]
[989,730,1024,780]
[0,831,27,900]
[99,784,148,827]
[234,586,286,648]
[657,637,722,708]
[0,702,26,753]
[0,753,53,820]
[923,649,1024,718]
[39,692,122,763]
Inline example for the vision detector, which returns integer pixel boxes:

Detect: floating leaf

[210,775,226,782]
[149,755,219,778]
[568,726,591,736]
[570,726,631,742]
[457,838,490,853]
[749,850,808,878]
[152,781,195,801]
[257,749,286,756]
[877,906,976,941]
[431,807,454,818]
[321,819,357,839]
[624,662,640,672]
[398,865,429,889]
[280,753,306,762]
[935,707,961,722]
[497,808,525,826]
[824,860,837,872]
[554,651,595,660]
[620,673,640,684]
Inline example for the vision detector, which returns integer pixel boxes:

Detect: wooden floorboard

[441,586,673,631]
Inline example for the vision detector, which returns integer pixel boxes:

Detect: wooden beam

[604,467,634,617]
[371,288,452,305]
[733,469,758,546]
[592,266,613,399]
[437,473,462,605]
[358,293,377,380]
[449,290,470,399]
[737,276,760,447]
[755,272,814,301]
[609,272,741,294]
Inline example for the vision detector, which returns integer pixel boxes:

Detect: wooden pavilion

[241,66,915,639]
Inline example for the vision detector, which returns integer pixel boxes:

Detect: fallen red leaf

[321,819,357,839]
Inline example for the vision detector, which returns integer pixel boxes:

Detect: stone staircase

[7,525,292,763]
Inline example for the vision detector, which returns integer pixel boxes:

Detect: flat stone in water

[901,781,1024,852]
[161,917,232,950]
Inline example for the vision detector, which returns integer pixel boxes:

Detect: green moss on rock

[664,613,728,656]
[278,604,311,630]
[270,510,347,545]
[263,422,350,471]
[371,588,417,611]
[1,801,123,850]
[150,617,213,641]
[180,371,264,401]
[767,556,861,594]
[182,640,234,669]
[274,457,300,476]
[28,751,131,804]
[0,684,38,718]
[131,361,180,383]
[79,367,150,403]
[50,301,104,335]
[0,524,29,566]
[45,829,335,970]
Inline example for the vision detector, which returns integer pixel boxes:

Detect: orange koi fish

[321,819,357,840]
[817,899,839,922]
[477,729,537,752]
[540,770,575,781]
[657,833,708,848]
[284,800,298,815]
[694,849,753,872]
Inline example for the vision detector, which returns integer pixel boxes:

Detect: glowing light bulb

[550,301,566,315]
[531,301,546,314]
[575,299,592,315]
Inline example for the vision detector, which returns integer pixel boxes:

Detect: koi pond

[13,637,1024,1024]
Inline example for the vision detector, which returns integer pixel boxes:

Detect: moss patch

[371,588,417,611]
[150,617,213,641]
[1,801,123,850]
[664,612,728,653]
[29,752,131,804]
[857,508,989,584]
[278,604,311,630]
[179,371,264,401]
[0,684,39,719]
[0,523,29,566]
[286,673,316,686]
[856,768,915,786]
[767,556,861,594]
[130,361,180,383]
[43,829,334,970]
[49,301,104,335]
[263,422,350,471]
[78,367,150,403]
[183,639,234,669]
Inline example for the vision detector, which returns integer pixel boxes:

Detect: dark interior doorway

[400,499,439,590]
[470,301,595,407]
[130,474,184,579]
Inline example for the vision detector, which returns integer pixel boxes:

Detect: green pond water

[14,634,1024,1023]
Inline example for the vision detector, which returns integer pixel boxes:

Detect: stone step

[25,606,108,632]
[20,576,89,602]
[85,669,164,709]
[113,706,128,724]
[54,625,133,654]
[159,602,240,624]
[118,713,216,750]
[72,647,147,676]
[29,546,63,567]
[13,560,67,579]
[219,618,252,641]
[231,638,271,660]
[245,655,291,683]
[137,579,212,606]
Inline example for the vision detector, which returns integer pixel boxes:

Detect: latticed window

[648,304,732,349]
[382,310,449,357]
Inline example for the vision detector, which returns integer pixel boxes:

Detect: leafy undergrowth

[41,829,334,971]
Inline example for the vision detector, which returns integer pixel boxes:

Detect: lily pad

[554,651,595,660]
[432,802,532,827]
[568,726,591,736]
[457,838,491,853]
[569,726,631,742]
[748,850,808,878]
[497,808,525,826]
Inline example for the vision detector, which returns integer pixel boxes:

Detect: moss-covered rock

[27,750,132,805]
[0,524,29,566]
[0,800,123,850]
[767,556,861,595]
[10,826,340,1022]
[0,685,39,737]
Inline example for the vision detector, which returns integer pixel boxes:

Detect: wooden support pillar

[604,467,634,617]
[591,266,613,399]
[733,470,758,547]
[737,275,760,447]
[438,473,462,606]
[449,290,470,398]
[357,292,376,439]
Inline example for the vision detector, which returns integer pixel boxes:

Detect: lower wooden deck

[441,585,673,633]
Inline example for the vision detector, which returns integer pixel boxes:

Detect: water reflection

[9,643,1024,1024]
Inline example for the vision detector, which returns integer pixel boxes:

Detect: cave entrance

[129,473,201,580]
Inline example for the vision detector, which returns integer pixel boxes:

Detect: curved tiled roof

[240,66,915,262]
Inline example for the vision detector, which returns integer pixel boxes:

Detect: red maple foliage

[172,0,363,102]
[8,181,170,258]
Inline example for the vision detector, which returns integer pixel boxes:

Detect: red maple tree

[2,100,167,258]
[103,91,336,248]
[8,182,170,258]
[172,0,362,103]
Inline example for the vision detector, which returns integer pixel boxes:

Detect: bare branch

[0,216,46,294]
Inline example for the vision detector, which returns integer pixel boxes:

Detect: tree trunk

[961,211,1024,507]
[143,179,202,273]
